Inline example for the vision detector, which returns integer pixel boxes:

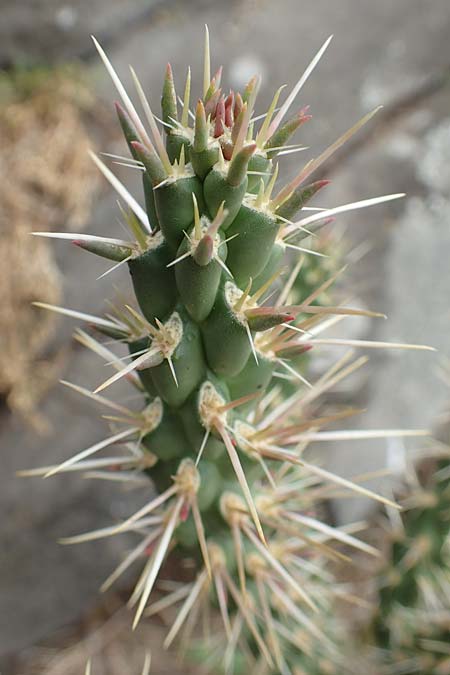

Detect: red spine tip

[180,503,191,522]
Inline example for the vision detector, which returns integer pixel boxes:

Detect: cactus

[372,439,450,674]
[26,28,436,674]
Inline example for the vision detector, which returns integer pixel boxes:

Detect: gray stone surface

[325,83,450,523]
[1,346,149,657]
[0,0,166,65]
[1,0,450,663]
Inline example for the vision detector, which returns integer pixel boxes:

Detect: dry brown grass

[0,69,99,429]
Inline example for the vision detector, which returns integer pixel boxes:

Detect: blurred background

[1,0,450,672]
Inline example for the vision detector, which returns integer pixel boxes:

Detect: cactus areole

[29,27,425,674]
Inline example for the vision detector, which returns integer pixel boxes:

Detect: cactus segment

[251,241,285,291]
[201,282,254,377]
[148,309,205,408]
[203,166,248,230]
[202,143,256,230]
[141,397,191,460]
[127,233,177,323]
[174,223,228,322]
[154,173,204,250]
[226,203,280,287]
[178,385,227,460]
[226,352,274,406]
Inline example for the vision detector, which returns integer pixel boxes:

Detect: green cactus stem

[26,28,435,675]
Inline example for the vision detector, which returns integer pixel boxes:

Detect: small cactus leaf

[192,233,215,266]
[161,63,178,127]
[131,140,168,230]
[265,107,312,157]
[275,179,330,222]
[127,234,177,323]
[73,238,134,262]
[245,307,294,332]
[193,100,208,151]
[154,175,204,250]
[227,142,256,187]
[191,102,220,179]
[115,101,141,159]
[225,204,280,288]
[150,309,205,407]
[131,140,167,187]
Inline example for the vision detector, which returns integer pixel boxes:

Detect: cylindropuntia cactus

[372,435,450,674]
[27,28,435,674]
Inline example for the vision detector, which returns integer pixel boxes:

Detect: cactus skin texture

[373,450,450,675]
[27,28,430,675]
